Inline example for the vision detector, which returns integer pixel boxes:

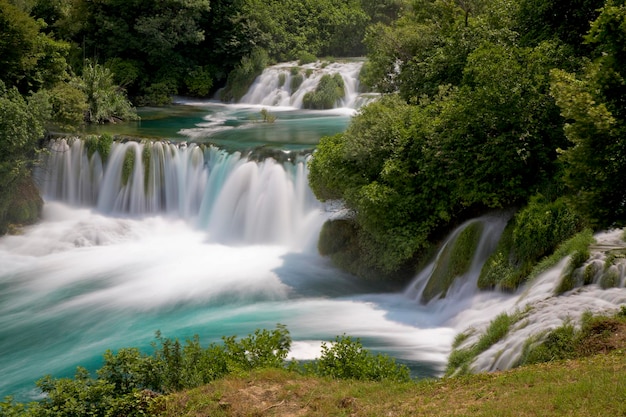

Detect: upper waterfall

[37,138,324,249]
[238,60,374,110]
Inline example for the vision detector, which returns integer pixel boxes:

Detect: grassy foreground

[159,349,626,417]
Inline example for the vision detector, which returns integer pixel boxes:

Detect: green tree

[0,82,49,233]
[550,0,626,227]
[78,62,138,124]
[0,0,70,93]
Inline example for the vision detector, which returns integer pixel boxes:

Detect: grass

[156,351,626,416]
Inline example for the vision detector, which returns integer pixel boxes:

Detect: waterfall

[239,60,374,109]
[407,218,626,374]
[37,138,323,249]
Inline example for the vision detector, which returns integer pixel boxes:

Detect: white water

[3,135,626,400]
[240,60,375,110]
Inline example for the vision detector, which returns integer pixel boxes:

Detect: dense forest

[0,0,401,233]
[309,0,626,287]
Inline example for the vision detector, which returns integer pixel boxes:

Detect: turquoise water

[83,102,351,152]
[0,102,456,401]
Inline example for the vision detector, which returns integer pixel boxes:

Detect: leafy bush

[290,73,304,92]
[297,51,317,65]
[1,326,412,416]
[305,335,410,382]
[303,73,345,109]
[184,66,214,97]
[479,196,585,291]
[79,62,138,123]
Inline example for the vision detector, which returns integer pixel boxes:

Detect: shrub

[184,66,214,97]
[302,73,345,109]
[305,335,410,382]
[297,51,316,65]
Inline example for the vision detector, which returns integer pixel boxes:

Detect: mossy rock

[0,175,43,235]
[421,221,484,303]
[317,219,413,283]
[583,261,602,285]
[600,266,620,289]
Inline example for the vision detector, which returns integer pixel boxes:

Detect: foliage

[78,62,138,124]
[184,66,214,97]
[304,335,410,382]
[479,196,585,290]
[0,82,50,233]
[74,0,211,100]
[290,72,304,92]
[221,48,269,102]
[240,0,369,61]
[310,37,572,279]
[0,0,70,93]
[549,1,626,227]
[446,311,524,376]
[259,108,276,123]
[0,325,413,416]
[47,82,87,132]
[302,73,346,109]
[515,0,605,50]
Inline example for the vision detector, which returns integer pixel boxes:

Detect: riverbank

[159,345,626,416]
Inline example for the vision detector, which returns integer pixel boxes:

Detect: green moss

[583,261,601,285]
[600,267,620,289]
[302,73,345,109]
[290,73,304,92]
[98,134,114,162]
[317,219,407,282]
[478,220,518,290]
[122,148,136,187]
[142,143,151,192]
[531,229,593,282]
[479,196,586,292]
[278,73,286,88]
[422,222,483,303]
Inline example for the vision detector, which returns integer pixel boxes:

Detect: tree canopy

[309,0,626,280]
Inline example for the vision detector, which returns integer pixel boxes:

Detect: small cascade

[37,138,323,248]
[404,215,509,304]
[239,60,374,109]
[446,228,626,374]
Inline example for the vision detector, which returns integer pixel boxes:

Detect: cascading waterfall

[239,60,374,109]
[38,138,322,248]
[406,220,626,375]
[3,110,626,401]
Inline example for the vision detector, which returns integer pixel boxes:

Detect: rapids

[1,60,626,400]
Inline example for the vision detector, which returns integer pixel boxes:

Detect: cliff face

[0,174,43,235]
